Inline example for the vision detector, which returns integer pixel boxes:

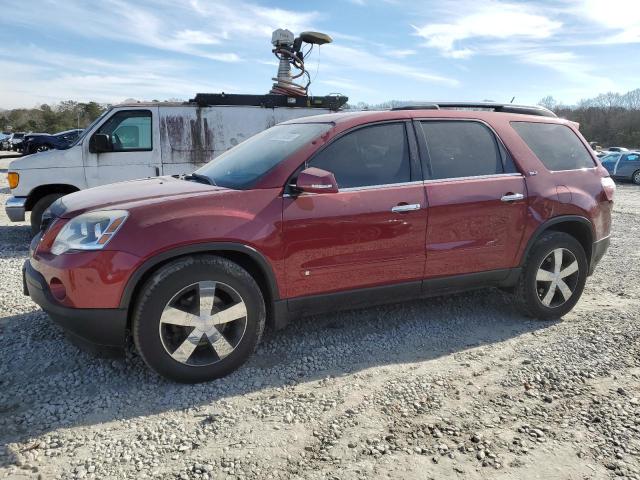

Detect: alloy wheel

[535,248,580,308]
[159,281,248,366]
[633,171,640,185]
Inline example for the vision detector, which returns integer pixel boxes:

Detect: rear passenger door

[416,120,528,279]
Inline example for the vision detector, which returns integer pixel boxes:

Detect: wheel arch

[120,243,281,329]
[25,184,80,211]
[521,215,594,267]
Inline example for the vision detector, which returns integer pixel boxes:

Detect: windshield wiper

[181,173,216,186]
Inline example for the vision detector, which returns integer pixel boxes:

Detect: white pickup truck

[6,96,343,232]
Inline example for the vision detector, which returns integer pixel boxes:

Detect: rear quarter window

[511,122,595,171]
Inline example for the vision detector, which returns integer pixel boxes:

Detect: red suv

[23,103,615,383]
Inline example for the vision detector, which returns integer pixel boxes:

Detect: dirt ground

[0,160,638,479]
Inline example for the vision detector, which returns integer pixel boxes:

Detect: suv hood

[52,176,226,218]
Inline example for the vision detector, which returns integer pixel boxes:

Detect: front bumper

[23,260,127,348]
[589,235,610,275]
[5,196,27,222]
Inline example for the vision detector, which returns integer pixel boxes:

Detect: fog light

[7,172,19,189]
[49,277,66,301]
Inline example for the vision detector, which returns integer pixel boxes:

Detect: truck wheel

[132,255,266,383]
[30,193,64,234]
[514,232,587,320]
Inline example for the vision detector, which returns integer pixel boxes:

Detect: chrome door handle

[391,203,421,213]
[501,193,524,202]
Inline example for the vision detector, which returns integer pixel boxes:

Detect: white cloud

[413,2,561,58]
[574,0,640,43]
[521,50,615,92]
[322,44,459,86]
[387,49,418,58]
[2,0,319,63]
[0,49,237,109]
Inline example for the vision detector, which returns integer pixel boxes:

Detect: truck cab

[6,96,345,233]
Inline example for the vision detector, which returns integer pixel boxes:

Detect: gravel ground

[0,161,638,479]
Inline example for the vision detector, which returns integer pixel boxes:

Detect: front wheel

[30,193,64,234]
[514,232,588,320]
[132,255,266,383]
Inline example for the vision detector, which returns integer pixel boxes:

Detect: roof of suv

[283,107,567,127]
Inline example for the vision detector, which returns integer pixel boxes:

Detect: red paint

[31,108,613,310]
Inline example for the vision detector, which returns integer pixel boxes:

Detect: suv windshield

[195,123,332,189]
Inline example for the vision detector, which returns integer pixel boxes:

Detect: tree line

[0,101,107,134]
[2,88,639,147]
[539,89,640,148]
[347,88,640,148]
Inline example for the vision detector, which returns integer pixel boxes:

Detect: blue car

[600,151,640,185]
[22,129,83,155]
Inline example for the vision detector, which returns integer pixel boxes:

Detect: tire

[514,231,588,320]
[30,193,64,235]
[132,255,266,383]
[632,170,640,185]
[36,144,50,152]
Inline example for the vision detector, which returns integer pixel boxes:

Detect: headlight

[51,210,128,255]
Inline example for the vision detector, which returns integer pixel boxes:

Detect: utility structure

[191,28,347,110]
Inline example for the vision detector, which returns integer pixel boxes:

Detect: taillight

[601,176,616,201]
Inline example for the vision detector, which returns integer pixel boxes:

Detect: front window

[196,123,332,189]
[308,122,411,188]
[97,110,152,151]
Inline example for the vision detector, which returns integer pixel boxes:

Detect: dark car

[600,151,640,184]
[23,103,614,383]
[10,132,26,151]
[23,129,83,155]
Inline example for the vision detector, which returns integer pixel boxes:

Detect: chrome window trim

[423,173,523,184]
[339,180,424,192]
[282,180,424,198]
[548,166,598,173]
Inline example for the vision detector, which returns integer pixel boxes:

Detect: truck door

[84,107,161,187]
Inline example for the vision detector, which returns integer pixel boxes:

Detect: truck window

[511,122,595,171]
[97,110,152,151]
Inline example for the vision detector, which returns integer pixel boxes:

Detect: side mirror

[89,133,112,153]
[295,167,339,194]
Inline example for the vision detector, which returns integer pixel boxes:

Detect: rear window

[511,122,595,171]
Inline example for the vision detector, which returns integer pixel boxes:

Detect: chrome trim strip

[339,180,424,192]
[423,173,523,184]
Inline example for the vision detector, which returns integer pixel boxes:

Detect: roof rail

[391,102,556,118]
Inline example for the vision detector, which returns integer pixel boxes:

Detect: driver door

[281,122,427,301]
[84,108,161,187]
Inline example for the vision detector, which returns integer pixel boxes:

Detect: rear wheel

[132,255,265,383]
[632,170,640,185]
[514,232,587,320]
[30,193,64,234]
[36,144,50,152]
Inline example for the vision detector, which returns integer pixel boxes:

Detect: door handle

[501,193,524,202]
[391,203,421,213]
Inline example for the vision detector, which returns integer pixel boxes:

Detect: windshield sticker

[270,133,300,142]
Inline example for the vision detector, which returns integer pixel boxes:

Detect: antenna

[270,29,332,97]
